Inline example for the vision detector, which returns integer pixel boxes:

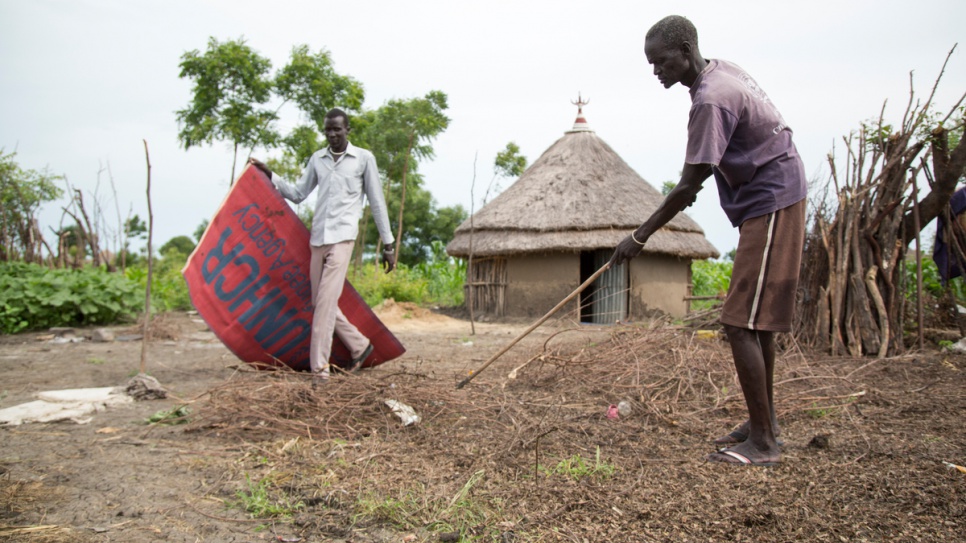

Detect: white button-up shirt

[272,143,394,247]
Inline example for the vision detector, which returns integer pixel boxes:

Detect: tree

[120,214,148,267]
[0,150,62,263]
[661,180,676,197]
[176,37,278,186]
[362,91,450,257]
[274,45,365,128]
[359,183,466,266]
[485,142,527,204]
[266,124,322,182]
[193,219,209,242]
[125,215,148,241]
[159,235,196,257]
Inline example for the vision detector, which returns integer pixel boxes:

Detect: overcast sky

[2,0,964,257]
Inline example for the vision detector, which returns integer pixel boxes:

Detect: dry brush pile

[177,324,966,542]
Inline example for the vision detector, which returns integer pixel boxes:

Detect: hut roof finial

[568,92,593,133]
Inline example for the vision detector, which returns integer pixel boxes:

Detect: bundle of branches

[797,48,966,357]
[185,325,860,452]
[185,366,479,442]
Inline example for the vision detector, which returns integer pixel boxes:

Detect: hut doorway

[579,250,627,324]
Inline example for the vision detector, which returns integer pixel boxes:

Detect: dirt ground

[1,303,964,542]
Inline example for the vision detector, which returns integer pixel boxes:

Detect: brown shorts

[720,199,806,332]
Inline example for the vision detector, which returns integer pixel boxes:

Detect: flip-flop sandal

[347,343,374,373]
[707,449,779,467]
[713,430,785,447]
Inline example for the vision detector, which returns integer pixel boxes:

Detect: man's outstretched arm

[609,162,713,266]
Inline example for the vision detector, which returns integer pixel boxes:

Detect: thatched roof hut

[446,103,719,322]
[447,111,718,259]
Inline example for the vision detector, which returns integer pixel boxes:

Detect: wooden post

[140,140,153,375]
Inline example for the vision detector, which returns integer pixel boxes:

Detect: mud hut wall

[629,255,690,319]
[505,253,579,318]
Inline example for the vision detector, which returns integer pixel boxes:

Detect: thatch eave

[446,227,720,260]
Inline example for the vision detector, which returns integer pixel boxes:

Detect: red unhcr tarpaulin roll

[182,165,405,372]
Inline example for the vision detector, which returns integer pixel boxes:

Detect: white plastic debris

[384,399,421,426]
[950,337,966,353]
[0,387,133,425]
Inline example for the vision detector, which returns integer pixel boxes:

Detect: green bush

[125,248,193,312]
[415,240,465,307]
[349,240,465,308]
[690,258,733,311]
[0,262,142,334]
[905,253,966,302]
[350,263,429,307]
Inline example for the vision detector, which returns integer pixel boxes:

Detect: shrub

[690,258,732,311]
[0,262,142,334]
[125,248,193,312]
[349,240,465,308]
[350,263,429,307]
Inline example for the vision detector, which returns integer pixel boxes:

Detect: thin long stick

[140,139,153,375]
[456,262,611,389]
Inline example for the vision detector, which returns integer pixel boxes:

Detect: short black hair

[646,15,698,50]
[325,108,349,127]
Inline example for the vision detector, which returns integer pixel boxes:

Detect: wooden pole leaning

[456,261,612,389]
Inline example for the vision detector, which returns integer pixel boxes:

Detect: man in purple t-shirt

[610,15,807,466]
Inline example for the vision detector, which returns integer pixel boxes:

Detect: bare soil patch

[1,308,964,542]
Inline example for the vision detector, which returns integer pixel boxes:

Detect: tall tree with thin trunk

[363,91,450,258]
[176,37,277,186]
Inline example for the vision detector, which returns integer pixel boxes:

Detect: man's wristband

[631,231,646,246]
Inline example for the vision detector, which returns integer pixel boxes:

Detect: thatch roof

[447,126,720,259]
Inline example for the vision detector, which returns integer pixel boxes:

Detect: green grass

[352,470,500,537]
[541,447,616,481]
[231,474,305,519]
[353,490,423,528]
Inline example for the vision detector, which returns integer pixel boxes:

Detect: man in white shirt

[250,108,396,386]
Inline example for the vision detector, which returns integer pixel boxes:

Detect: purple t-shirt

[686,59,807,227]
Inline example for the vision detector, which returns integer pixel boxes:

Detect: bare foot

[713,419,782,446]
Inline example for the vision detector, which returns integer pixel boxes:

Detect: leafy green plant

[125,248,193,312]
[0,262,142,334]
[415,240,466,307]
[145,405,191,425]
[904,254,966,303]
[690,258,732,311]
[351,262,429,307]
[350,240,465,308]
[231,474,304,519]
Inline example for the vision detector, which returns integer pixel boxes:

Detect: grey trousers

[308,241,369,376]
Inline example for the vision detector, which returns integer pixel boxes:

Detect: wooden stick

[456,262,611,389]
[141,139,153,375]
